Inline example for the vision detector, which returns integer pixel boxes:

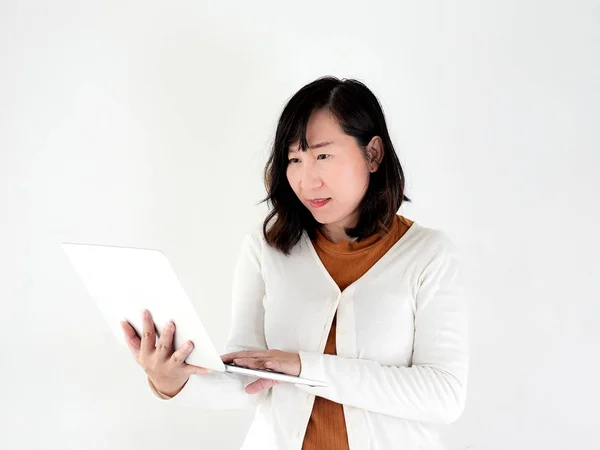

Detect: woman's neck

[321,223,357,243]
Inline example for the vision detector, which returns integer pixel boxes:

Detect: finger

[184,364,214,376]
[120,320,141,359]
[264,360,282,372]
[265,358,300,376]
[156,320,175,359]
[221,354,236,363]
[140,309,157,354]
[171,340,194,366]
[245,378,279,395]
[232,357,269,370]
[221,350,268,363]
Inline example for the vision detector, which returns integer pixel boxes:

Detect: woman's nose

[300,165,323,190]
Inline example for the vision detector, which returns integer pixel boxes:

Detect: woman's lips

[308,198,331,208]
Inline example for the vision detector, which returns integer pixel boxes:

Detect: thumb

[245,378,279,394]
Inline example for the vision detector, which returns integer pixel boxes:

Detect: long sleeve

[295,250,469,424]
[148,231,271,410]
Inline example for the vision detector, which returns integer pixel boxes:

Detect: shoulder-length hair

[261,76,411,255]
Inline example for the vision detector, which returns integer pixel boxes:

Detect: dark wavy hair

[260,76,411,255]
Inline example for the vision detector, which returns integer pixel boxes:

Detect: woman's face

[286,109,381,240]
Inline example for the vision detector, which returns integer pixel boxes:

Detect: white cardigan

[149,220,469,450]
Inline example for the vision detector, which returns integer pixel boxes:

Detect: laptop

[61,241,327,388]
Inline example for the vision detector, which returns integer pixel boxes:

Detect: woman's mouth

[307,198,331,208]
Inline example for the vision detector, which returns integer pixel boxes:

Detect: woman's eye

[289,155,329,164]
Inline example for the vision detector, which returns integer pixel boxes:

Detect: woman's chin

[310,210,335,224]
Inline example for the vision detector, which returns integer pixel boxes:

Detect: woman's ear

[366,136,384,172]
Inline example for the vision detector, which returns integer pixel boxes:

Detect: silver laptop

[61,241,327,388]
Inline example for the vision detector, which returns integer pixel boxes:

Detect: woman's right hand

[120,309,213,398]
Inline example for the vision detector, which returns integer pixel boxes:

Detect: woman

[121,76,469,450]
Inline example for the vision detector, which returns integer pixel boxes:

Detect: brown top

[301,214,414,450]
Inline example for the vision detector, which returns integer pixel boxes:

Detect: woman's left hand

[220,349,301,394]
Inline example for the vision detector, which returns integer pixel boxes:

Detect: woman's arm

[295,251,469,423]
[149,230,271,410]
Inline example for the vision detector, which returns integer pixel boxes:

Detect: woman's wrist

[148,376,187,398]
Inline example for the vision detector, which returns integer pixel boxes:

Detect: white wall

[1,1,598,449]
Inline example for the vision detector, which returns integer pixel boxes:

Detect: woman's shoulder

[242,216,459,262]
[243,219,267,245]
[403,218,460,258]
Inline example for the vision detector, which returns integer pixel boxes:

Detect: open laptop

[61,242,327,388]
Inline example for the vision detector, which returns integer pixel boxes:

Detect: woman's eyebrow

[309,141,334,149]
[288,141,334,153]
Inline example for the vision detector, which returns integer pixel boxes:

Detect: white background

[1,1,599,449]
